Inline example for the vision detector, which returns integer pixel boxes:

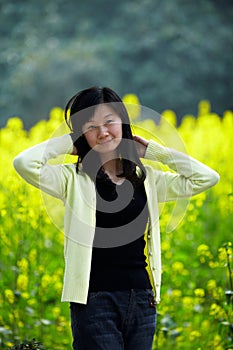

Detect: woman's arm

[134,136,220,201]
[13,134,74,200]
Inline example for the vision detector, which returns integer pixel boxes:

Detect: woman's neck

[101,158,124,184]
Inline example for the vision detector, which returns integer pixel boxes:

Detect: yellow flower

[194,288,205,298]
[41,273,52,288]
[172,261,184,273]
[38,265,45,273]
[213,334,224,350]
[182,296,194,310]
[208,261,220,268]
[161,240,170,252]
[195,192,206,207]
[218,244,232,263]
[209,303,226,319]
[49,107,64,123]
[16,274,28,291]
[201,320,210,331]
[207,279,217,291]
[17,257,29,273]
[28,248,37,262]
[197,244,213,262]
[6,117,24,131]
[189,330,201,341]
[5,342,14,348]
[187,214,197,222]
[1,209,7,217]
[218,247,227,261]
[197,244,211,256]
[28,298,36,306]
[172,289,182,299]
[18,321,24,328]
[21,292,30,299]
[123,94,141,120]
[54,281,62,292]
[5,289,15,304]
[161,110,177,127]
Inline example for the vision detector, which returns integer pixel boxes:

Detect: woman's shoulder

[61,163,90,179]
[144,164,165,180]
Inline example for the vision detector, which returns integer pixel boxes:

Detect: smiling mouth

[98,139,113,145]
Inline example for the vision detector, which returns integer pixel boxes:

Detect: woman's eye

[105,119,113,125]
[88,125,96,130]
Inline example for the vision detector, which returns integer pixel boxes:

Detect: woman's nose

[97,125,109,138]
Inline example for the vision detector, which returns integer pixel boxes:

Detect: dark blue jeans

[70,289,156,350]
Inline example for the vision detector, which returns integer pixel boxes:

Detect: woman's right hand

[71,145,78,155]
[133,135,149,158]
[69,133,78,155]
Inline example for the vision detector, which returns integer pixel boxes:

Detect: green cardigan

[13,134,219,304]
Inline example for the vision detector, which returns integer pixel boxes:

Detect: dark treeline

[0,0,232,128]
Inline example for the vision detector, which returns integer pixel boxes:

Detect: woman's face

[82,104,123,155]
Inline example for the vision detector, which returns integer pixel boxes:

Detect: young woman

[13,86,220,350]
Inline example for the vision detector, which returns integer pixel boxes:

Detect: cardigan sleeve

[13,134,74,200]
[144,140,220,202]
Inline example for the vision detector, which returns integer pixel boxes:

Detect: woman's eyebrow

[103,113,113,118]
[86,113,114,124]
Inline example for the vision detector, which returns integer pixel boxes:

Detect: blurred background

[0,0,232,128]
[1,1,233,349]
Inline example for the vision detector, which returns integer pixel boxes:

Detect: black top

[89,176,152,292]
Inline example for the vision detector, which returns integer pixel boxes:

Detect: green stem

[225,244,233,294]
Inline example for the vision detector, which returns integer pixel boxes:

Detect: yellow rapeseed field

[0,98,232,349]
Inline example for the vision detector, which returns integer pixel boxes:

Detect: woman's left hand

[133,135,149,158]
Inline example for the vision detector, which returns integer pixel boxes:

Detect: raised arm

[134,136,220,202]
[13,134,74,200]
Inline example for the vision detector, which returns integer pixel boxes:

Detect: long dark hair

[64,86,146,186]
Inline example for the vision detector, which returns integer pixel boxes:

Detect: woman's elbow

[209,170,220,187]
[13,154,30,179]
[13,155,24,174]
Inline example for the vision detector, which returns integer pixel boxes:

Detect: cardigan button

[147,234,151,239]
[149,252,153,256]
